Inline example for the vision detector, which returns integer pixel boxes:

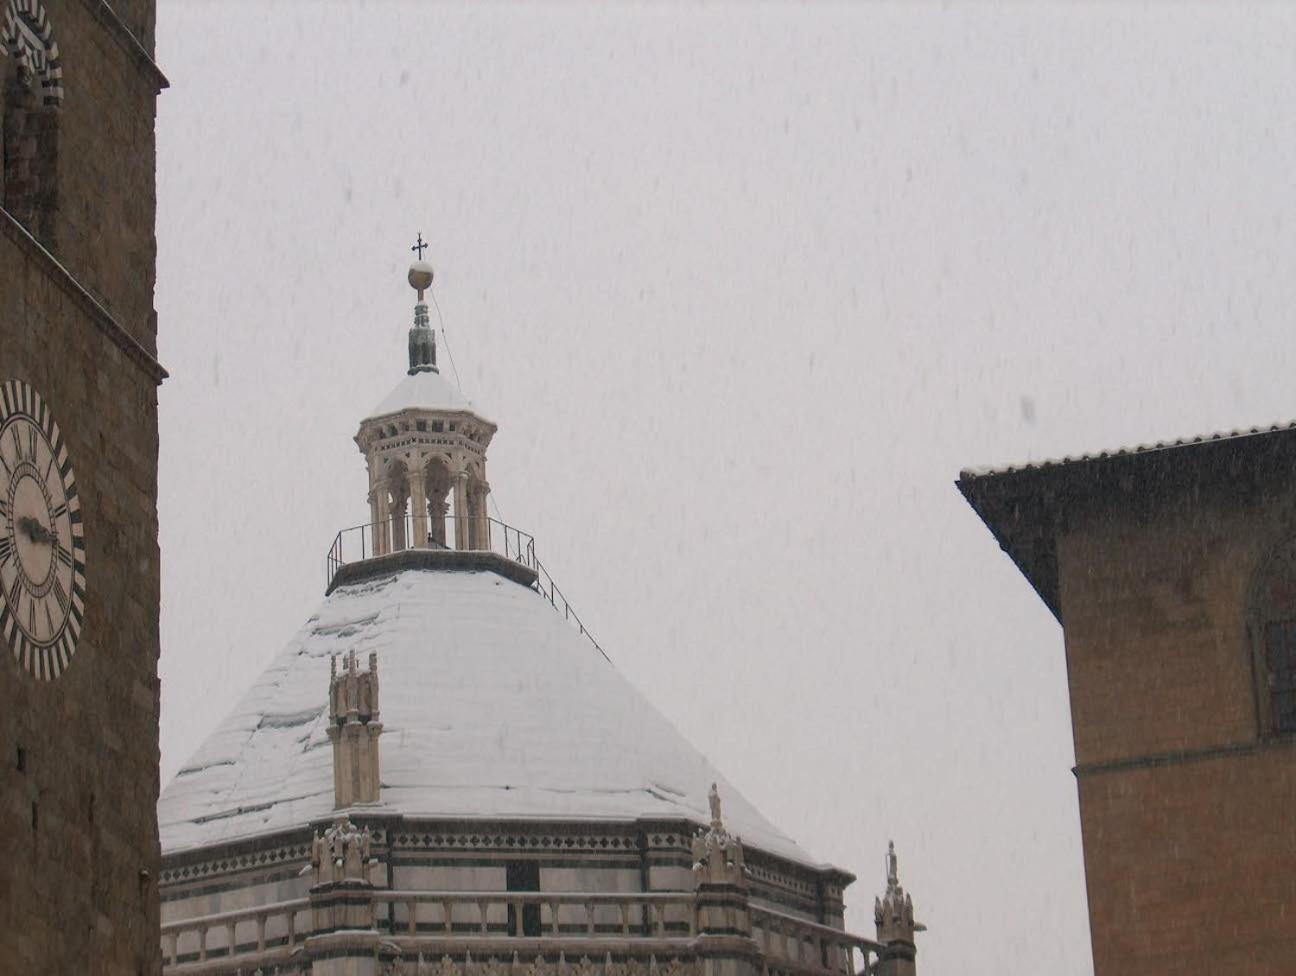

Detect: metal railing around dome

[326,514,609,663]
[327,514,538,578]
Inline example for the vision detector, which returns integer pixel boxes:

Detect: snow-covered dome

[155,260,896,976]
[158,567,816,866]
[366,368,482,421]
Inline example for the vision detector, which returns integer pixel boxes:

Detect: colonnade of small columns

[367,456,491,556]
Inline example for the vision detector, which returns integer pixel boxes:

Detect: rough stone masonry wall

[0,1,162,973]
[0,229,163,974]
[48,0,162,356]
[1057,490,1296,975]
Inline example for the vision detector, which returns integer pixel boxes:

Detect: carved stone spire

[692,784,747,891]
[408,260,438,375]
[308,815,379,941]
[874,841,922,976]
[326,650,383,808]
[692,784,754,949]
[311,815,373,887]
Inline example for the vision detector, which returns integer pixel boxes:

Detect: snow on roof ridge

[959,420,1296,481]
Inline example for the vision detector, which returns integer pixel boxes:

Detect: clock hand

[17,515,54,545]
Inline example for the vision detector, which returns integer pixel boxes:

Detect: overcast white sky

[154,5,1296,974]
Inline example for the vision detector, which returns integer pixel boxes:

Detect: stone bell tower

[355,258,498,556]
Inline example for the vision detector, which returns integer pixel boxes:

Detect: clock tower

[0,2,167,974]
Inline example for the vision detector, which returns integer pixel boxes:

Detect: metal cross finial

[411,233,428,261]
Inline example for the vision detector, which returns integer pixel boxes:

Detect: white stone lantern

[355,261,498,557]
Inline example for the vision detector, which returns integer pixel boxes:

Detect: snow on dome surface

[159,569,817,867]
[366,370,484,421]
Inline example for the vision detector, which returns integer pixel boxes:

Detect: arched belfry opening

[354,258,498,559]
[2,0,64,244]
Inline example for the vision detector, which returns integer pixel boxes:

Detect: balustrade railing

[161,897,309,969]
[375,890,696,941]
[159,891,885,975]
[750,906,883,976]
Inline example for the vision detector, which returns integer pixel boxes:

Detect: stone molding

[1,205,168,384]
[81,0,168,91]
[358,413,494,464]
[326,548,539,594]
[160,834,313,887]
[161,820,838,918]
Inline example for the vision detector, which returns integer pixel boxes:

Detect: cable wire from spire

[428,290,465,394]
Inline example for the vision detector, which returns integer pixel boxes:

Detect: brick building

[960,426,1296,974]
[0,0,166,973]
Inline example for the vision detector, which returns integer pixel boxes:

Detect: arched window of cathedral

[1250,537,1296,735]
[2,0,62,241]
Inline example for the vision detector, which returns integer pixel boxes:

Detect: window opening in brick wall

[16,745,25,772]
[1264,620,1296,733]
[1249,537,1296,737]
[506,861,541,936]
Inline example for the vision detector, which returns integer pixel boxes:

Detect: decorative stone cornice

[83,0,169,92]
[326,547,539,594]
[356,409,495,458]
[0,206,167,385]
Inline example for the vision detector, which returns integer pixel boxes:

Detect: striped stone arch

[2,0,63,107]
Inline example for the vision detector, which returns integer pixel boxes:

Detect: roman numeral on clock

[11,425,24,461]
[8,575,22,617]
[50,501,67,520]
[51,577,68,615]
[0,535,13,565]
[26,426,36,463]
[55,542,73,568]
[0,497,9,520]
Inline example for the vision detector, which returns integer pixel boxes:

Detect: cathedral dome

[159,567,815,866]
[152,261,901,976]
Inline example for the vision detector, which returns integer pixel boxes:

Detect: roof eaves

[957,421,1296,482]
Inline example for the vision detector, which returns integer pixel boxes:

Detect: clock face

[0,380,84,679]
